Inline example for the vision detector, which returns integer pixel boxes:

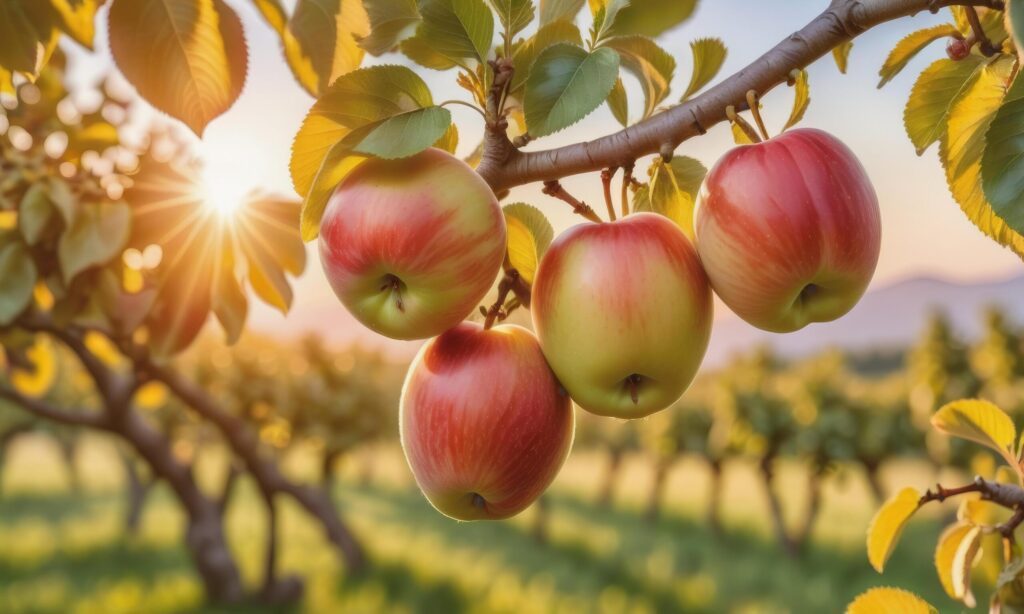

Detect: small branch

[483,269,520,330]
[0,387,108,428]
[920,477,1024,509]
[620,162,634,218]
[997,506,1024,540]
[601,167,618,221]
[964,6,1000,56]
[542,180,603,223]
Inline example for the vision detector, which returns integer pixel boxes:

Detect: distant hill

[704,272,1024,368]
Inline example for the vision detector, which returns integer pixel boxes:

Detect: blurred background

[2,1,1024,613]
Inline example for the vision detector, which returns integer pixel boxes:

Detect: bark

[120,449,154,536]
[706,459,724,535]
[476,0,1004,191]
[793,468,825,550]
[597,448,623,508]
[759,454,798,558]
[644,456,673,523]
[218,462,243,513]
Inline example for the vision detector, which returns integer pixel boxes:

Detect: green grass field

[0,434,975,613]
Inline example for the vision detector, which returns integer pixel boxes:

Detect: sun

[199,159,253,220]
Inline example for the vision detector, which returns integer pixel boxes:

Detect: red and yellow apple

[318,148,506,340]
[400,322,574,520]
[696,128,881,333]
[532,213,713,418]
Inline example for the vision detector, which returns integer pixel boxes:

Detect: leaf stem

[439,99,487,120]
[745,90,771,141]
[483,269,520,330]
[964,6,1000,56]
[601,167,618,221]
[726,105,762,144]
[621,162,634,218]
[542,180,603,223]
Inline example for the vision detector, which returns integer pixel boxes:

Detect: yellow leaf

[832,40,853,74]
[680,37,726,102]
[878,24,960,88]
[503,203,553,285]
[939,56,1024,259]
[958,497,1008,525]
[107,0,248,136]
[730,120,754,145]
[0,211,16,230]
[9,336,57,399]
[935,523,981,606]
[32,282,53,311]
[932,398,1016,465]
[783,68,809,131]
[135,381,169,410]
[867,487,921,572]
[49,0,102,49]
[846,587,937,614]
[283,0,370,97]
[648,158,695,239]
[84,331,125,369]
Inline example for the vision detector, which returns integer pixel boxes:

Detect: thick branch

[476,0,1005,190]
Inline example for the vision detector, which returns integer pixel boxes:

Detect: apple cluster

[318,129,881,521]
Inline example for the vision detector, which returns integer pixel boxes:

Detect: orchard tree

[3,0,1024,608]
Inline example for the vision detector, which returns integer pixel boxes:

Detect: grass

[0,434,986,613]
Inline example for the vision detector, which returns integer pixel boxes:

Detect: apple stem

[601,168,618,222]
[620,162,634,218]
[625,374,641,405]
[483,269,520,330]
[726,105,762,144]
[380,275,405,312]
[541,181,603,223]
[745,90,771,141]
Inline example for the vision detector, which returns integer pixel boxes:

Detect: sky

[63,0,1023,351]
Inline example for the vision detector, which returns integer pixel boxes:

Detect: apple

[318,148,506,340]
[696,128,881,333]
[400,322,574,520]
[532,212,713,419]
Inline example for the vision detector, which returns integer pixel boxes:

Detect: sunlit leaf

[730,121,754,145]
[951,6,1007,44]
[958,498,1008,525]
[354,106,453,159]
[605,0,695,38]
[509,19,581,94]
[867,487,921,572]
[524,43,619,137]
[832,40,853,74]
[607,76,628,126]
[878,24,960,88]
[135,381,169,410]
[49,0,103,49]
[933,398,1016,464]
[783,69,809,131]
[300,141,370,242]
[845,588,937,614]
[490,0,534,39]
[58,201,131,284]
[680,38,726,102]
[359,0,421,55]
[249,0,287,32]
[604,35,674,119]
[503,203,553,284]
[108,0,248,135]
[539,0,583,25]
[0,242,36,326]
[939,56,1024,259]
[981,72,1024,236]
[413,0,495,65]
[938,523,982,606]
[282,0,370,96]
[84,330,125,368]
[9,336,57,399]
[905,56,984,156]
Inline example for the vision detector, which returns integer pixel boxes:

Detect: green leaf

[503,203,553,284]
[539,0,583,25]
[300,139,370,242]
[0,1,47,75]
[46,177,75,225]
[783,69,809,132]
[940,56,1024,259]
[509,19,581,94]
[680,38,727,102]
[607,76,628,127]
[648,158,695,239]
[0,242,36,326]
[832,40,853,74]
[108,0,249,136]
[489,0,534,39]
[604,0,695,38]
[523,43,620,137]
[49,0,103,49]
[282,0,370,96]
[415,0,495,64]
[19,183,53,245]
[981,72,1024,235]
[587,0,628,45]
[877,24,960,89]
[401,36,459,70]
[664,155,707,198]
[603,35,674,119]
[1009,0,1024,63]
[354,106,453,159]
[58,201,132,283]
[359,0,421,55]
[905,57,984,156]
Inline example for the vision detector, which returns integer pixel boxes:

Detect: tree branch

[476,0,1006,191]
[0,387,108,428]
[920,476,1024,509]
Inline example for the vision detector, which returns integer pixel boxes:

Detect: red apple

[400,322,574,520]
[532,213,713,418]
[696,128,881,333]
[318,148,506,340]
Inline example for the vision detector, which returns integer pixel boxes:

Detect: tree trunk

[644,457,673,523]
[57,436,81,494]
[862,459,885,505]
[598,448,623,508]
[706,459,723,535]
[759,454,798,557]
[322,449,341,495]
[793,467,824,551]
[114,411,246,604]
[120,450,153,536]
[533,494,549,544]
[0,424,32,496]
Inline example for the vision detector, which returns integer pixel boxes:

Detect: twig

[621,162,634,218]
[542,180,603,223]
[964,6,1000,56]
[601,167,618,221]
[483,269,520,330]
[745,90,771,141]
[919,477,1024,509]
